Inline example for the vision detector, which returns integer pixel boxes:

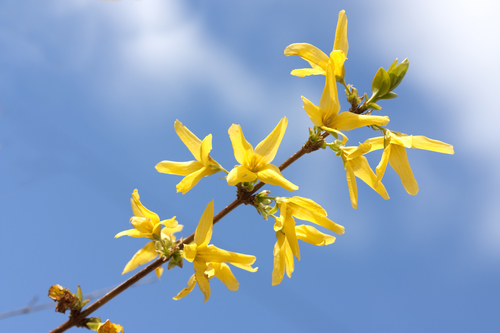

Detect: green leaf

[371,67,391,100]
[81,299,90,308]
[380,91,398,100]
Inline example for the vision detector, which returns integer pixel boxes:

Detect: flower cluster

[111,9,454,305]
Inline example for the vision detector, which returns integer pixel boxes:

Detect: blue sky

[1,1,499,332]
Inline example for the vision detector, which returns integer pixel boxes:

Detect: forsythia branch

[50,132,327,333]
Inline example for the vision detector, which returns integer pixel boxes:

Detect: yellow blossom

[96,320,124,333]
[340,143,390,209]
[364,131,454,195]
[174,200,257,302]
[156,120,225,194]
[284,10,349,81]
[115,190,182,278]
[227,117,298,191]
[272,197,343,285]
[301,62,390,134]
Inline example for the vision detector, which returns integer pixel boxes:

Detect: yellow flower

[301,62,390,133]
[174,200,257,302]
[364,131,454,195]
[96,320,124,333]
[227,117,298,191]
[115,190,182,278]
[156,120,225,194]
[340,143,390,209]
[272,197,344,285]
[284,10,349,81]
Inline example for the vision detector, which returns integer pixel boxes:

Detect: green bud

[86,317,102,331]
[367,102,382,111]
[387,58,409,91]
[76,285,83,302]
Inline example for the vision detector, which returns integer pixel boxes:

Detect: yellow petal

[272,233,286,286]
[388,145,419,195]
[333,112,390,131]
[122,242,158,275]
[281,210,300,260]
[175,120,202,161]
[291,67,326,77]
[212,263,239,291]
[302,96,324,127]
[176,166,215,194]
[345,143,372,160]
[129,216,154,236]
[345,162,358,209]
[330,50,346,79]
[296,224,336,246]
[131,190,159,223]
[284,43,330,71]
[256,164,298,191]
[284,238,294,278]
[321,126,349,144]
[230,262,259,273]
[200,134,213,166]
[183,243,197,263]
[254,117,288,166]
[333,10,348,55]
[155,160,204,176]
[226,165,258,186]
[198,245,257,267]
[363,136,385,151]
[319,63,340,121]
[97,320,124,333]
[375,145,391,182]
[350,156,390,200]
[411,136,454,154]
[194,259,210,303]
[115,228,143,238]
[194,200,214,247]
[288,201,345,235]
[155,267,163,280]
[289,197,327,216]
[173,274,196,300]
[228,124,254,166]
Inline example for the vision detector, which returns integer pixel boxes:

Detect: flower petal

[176,166,215,194]
[115,228,144,238]
[319,63,340,121]
[173,274,196,300]
[363,136,385,151]
[175,120,202,161]
[227,165,258,186]
[131,190,159,223]
[194,200,214,247]
[333,112,390,131]
[284,43,330,70]
[350,155,390,200]
[281,209,300,260]
[291,67,326,77]
[288,201,345,235]
[228,124,254,166]
[333,10,348,55]
[122,242,158,275]
[411,136,454,154]
[375,145,391,182]
[200,134,213,166]
[330,50,346,79]
[302,96,324,127]
[388,144,419,195]
[272,232,286,286]
[296,224,336,246]
[284,238,294,278]
[183,243,197,263]
[289,197,327,216]
[155,160,203,176]
[213,263,239,291]
[345,161,358,209]
[197,245,257,267]
[254,117,288,166]
[256,164,298,191]
[155,267,163,280]
[194,259,210,303]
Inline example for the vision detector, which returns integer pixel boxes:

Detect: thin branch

[50,133,327,333]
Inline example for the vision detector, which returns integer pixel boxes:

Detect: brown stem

[50,132,328,333]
